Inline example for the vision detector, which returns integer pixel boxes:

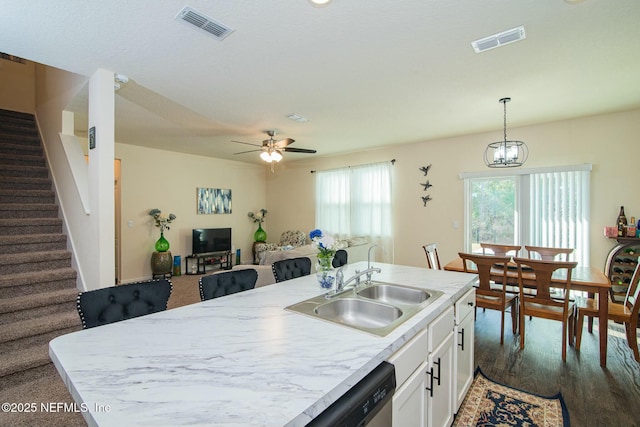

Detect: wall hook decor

[419,164,431,176]
[420,180,432,191]
[421,195,432,206]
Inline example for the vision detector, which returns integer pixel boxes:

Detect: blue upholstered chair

[272,257,311,282]
[199,269,258,301]
[76,279,172,329]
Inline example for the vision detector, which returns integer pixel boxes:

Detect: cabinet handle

[425,367,434,397]
[467,301,474,306]
[433,357,441,386]
[458,328,465,351]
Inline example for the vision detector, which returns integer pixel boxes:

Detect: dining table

[444,257,611,367]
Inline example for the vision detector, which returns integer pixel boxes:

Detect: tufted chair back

[272,257,312,282]
[332,249,348,268]
[76,279,172,329]
[199,269,258,301]
[279,230,307,247]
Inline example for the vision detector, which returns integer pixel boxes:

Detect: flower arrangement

[149,208,176,232]
[248,208,268,224]
[310,228,337,258]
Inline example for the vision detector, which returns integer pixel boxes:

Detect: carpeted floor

[453,367,569,427]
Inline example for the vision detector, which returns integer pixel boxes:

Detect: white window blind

[528,170,590,266]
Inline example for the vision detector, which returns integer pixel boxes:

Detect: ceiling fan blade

[283,147,316,154]
[233,149,262,155]
[274,138,295,148]
[232,140,262,147]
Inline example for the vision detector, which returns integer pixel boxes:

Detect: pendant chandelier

[484,97,528,168]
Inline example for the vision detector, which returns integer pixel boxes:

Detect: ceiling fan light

[309,0,333,7]
[260,151,273,162]
[271,150,283,162]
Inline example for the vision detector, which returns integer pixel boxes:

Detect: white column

[87,69,115,287]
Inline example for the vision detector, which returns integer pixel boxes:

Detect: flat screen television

[192,228,231,255]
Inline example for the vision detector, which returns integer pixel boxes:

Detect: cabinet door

[392,359,428,427]
[454,311,474,412]
[426,333,454,427]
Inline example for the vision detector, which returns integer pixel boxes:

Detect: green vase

[254,224,267,242]
[155,231,170,252]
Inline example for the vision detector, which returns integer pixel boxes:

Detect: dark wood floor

[474,309,640,427]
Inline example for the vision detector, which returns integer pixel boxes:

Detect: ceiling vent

[471,26,525,53]
[175,6,234,41]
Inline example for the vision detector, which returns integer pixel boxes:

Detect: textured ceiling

[1,0,639,164]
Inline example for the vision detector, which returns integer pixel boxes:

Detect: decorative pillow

[279,230,307,247]
[334,240,349,250]
[347,237,368,247]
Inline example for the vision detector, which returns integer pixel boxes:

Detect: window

[315,161,393,262]
[463,165,591,266]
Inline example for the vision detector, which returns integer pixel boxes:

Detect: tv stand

[186,251,232,275]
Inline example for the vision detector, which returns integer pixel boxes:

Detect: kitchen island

[50,262,476,426]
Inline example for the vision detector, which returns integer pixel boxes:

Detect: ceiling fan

[232,130,317,164]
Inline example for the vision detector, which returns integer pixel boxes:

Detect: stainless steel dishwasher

[306,361,396,427]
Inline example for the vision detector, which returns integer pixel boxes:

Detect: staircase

[0,109,81,390]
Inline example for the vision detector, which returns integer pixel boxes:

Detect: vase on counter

[316,254,336,289]
[155,231,170,252]
[254,224,267,242]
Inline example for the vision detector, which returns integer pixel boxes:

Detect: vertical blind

[529,170,590,266]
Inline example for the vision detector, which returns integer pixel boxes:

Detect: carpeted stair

[0,108,82,393]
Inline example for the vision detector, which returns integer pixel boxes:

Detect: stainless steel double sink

[285,282,443,336]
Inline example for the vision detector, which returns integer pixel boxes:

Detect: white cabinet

[389,306,455,427]
[392,358,428,427]
[426,308,454,427]
[454,289,475,412]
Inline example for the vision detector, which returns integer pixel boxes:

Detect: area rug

[453,367,570,427]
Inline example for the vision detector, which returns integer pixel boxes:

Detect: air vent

[471,26,526,53]
[175,6,234,41]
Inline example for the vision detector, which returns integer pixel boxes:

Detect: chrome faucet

[367,244,378,270]
[366,244,379,284]
[336,267,382,293]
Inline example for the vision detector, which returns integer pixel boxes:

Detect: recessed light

[309,0,333,7]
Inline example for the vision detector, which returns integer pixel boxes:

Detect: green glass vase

[155,231,170,252]
[254,224,267,242]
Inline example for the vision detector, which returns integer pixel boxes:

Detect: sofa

[233,236,371,288]
[253,230,307,264]
[259,236,370,269]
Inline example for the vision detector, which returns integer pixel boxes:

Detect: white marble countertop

[50,262,476,427]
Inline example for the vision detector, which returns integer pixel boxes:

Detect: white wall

[115,144,267,281]
[266,109,640,271]
[32,64,96,289]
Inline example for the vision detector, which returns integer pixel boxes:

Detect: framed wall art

[197,188,232,214]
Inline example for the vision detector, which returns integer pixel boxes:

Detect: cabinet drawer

[388,327,429,386]
[455,288,475,324]
[429,306,454,351]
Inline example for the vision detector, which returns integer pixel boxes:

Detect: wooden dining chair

[575,259,640,362]
[480,243,521,258]
[513,257,578,361]
[423,243,442,270]
[525,245,573,261]
[459,252,518,344]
